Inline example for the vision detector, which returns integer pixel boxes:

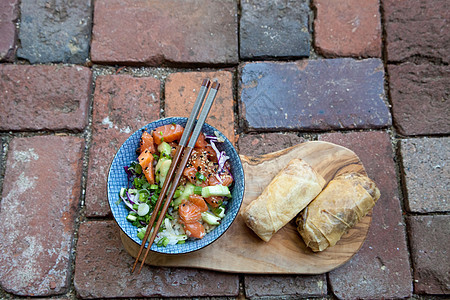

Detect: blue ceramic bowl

[107,117,245,254]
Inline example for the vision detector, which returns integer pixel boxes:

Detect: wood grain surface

[120,141,372,274]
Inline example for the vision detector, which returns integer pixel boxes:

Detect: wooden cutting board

[120,141,372,274]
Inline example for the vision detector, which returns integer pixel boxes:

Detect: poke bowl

[107,117,245,254]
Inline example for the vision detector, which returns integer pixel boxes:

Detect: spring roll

[296,172,380,252]
[241,158,326,242]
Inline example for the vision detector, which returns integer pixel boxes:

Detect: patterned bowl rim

[107,117,245,254]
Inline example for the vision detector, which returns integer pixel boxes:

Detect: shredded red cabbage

[124,166,133,178]
[211,140,230,174]
[126,191,137,205]
[120,195,137,212]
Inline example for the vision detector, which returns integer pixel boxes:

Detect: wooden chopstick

[131,79,210,273]
[136,81,220,273]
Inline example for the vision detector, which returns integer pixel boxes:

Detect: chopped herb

[196,172,206,182]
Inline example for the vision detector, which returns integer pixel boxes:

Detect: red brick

[383,0,449,63]
[313,0,382,58]
[400,137,449,213]
[319,131,412,299]
[0,0,19,61]
[237,132,305,156]
[0,136,84,296]
[407,215,450,294]
[74,220,239,298]
[85,75,160,217]
[0,64,92,131]
[91,0,238,66]
[244,274,327,298]
[165,71,235,144]
[388,63,450,136]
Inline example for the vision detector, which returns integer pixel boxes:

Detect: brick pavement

[0,0,448,299]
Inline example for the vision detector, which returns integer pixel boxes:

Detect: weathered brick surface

[383,0,450,64]
[91,0,238,66]
[239,59,391,131]
[238,132,319,299]
[85,75,160,217]
[388,63,450,136]
[165,71,235,144]
[319,131,412,299]
[237,132,305,156]
[0,136,84,296]
[0,137,5,190]
[407,215,450,295]
[244,274,326,298]
[17,0,92,64]
[240,0,310,59]
[74,220,240,298]
[400,137,449,213]
[313,0,382,57]
[0,0,19,61]
[0,64,92,131]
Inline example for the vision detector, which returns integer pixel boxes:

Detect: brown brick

[400,137,449,213]
[388,63,450,136]
[407,215,450,294]
[313,0,382,57]
[74,220,239,298]
[165,71,235,144]
[239,59,391,131]
[85,75,160,217]
[383,0,449,63]
[237,132,305,156]
[0,0,19,61]
[319,131,412,299]
[0,136,84,296]
[0,64,92,131]
[244,274,327,298]
[91,0,238,66]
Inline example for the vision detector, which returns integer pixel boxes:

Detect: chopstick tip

[211,81,220,90]
[202,79,210,87]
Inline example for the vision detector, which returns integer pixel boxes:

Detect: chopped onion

[204,135,218,141]
[210,140,220,159]
[214,131,225,142]
[137,203,150,216]
[164,218,175,235]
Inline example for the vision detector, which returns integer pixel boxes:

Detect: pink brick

[237,132,305,156]
[313,0,382,57]
[0,0,19,61]
[91,0,238,66]
[0,64,91,131]
[165,71,235,144]
[319,131,412,298]
[0,136,84,296]
[85,75,160,217]
[74,221,239,298]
